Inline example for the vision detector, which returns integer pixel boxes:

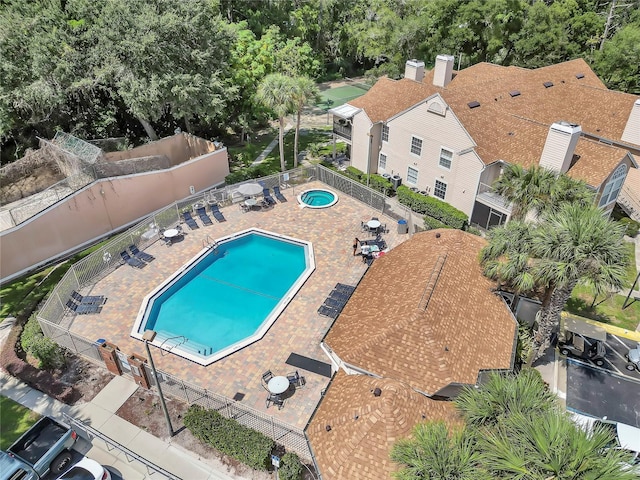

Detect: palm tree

[256,74,297,172]
[292,76,319,168]
[492,164,594,221]
[481,203,628,362]
[529,202,627,359]
[391,422,480,480]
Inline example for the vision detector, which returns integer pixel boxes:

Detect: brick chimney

[404,59,425,82]
[622,99,640,146]
[539,122,582,174]
[433,55,455,88]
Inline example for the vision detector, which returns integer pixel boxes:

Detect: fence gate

[115,350,132,376]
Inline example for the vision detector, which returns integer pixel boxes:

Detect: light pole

[366,130,373,188]
[142,330,174,437]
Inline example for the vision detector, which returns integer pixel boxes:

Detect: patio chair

[210,204,226,222]
[361,221,368,232]
[266,393,284,410]
[262,188,276,206]
[182,211,199,230]
[329,290,349,303]
[71,290,106,306]
[262,370,274,384]
[273,186,287,202]
[195,206,213,226]
[287,370,306,389]
[318,305,339,319]
[120,251,145,268]
[335,283,356,294]
[128,244,155,263]
[66,299,102,315]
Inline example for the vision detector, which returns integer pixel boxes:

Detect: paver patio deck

[69,182,407,429]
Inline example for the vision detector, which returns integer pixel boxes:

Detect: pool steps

[154,330,213,356]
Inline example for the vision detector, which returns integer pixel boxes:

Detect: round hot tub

[297,189,338,209]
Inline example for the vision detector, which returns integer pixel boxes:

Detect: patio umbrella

[237,182,263,196]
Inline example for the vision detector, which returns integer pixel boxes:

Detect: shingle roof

[347,58,637,185]
[306,371,460,480]
[324,229,516,395]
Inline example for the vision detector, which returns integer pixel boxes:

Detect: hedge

[340,166,393,194]
[225,162,275,184]
[279,452,303,480]
[423,216,451,230]
[21,314,65,370]
[396,185,468,229]
[183,405,274,471]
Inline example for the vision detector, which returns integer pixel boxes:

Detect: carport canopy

[563,317,607,341]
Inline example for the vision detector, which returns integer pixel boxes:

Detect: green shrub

[423,216,451,230]
[396,185,468,229]
[618,217,640,237]
[365,174,393,194]
[21,314,65,370]
[279,452,303,480]
[225,163,275,184]
[344,166,363,181]
[183,405,274,471]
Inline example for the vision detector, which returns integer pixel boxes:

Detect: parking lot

[564,332,640,428]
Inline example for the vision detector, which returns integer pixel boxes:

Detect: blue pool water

[141,233,307,356]
[299,189,337,208]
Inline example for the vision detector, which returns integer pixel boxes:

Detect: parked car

[558,316,607,366]
[57,456,111,480]
[625,342,640,371]
[0,416,77,480]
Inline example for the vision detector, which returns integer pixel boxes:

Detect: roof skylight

[543,81,554,88]
[509,90,521,97]
[576,73,585,79]
[467,101,480,109]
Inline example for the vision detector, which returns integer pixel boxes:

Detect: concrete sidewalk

[250,123,293,166]
[0,373,236,480]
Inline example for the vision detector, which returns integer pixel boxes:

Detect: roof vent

[373,387,382,397]
[325,425,332,432]
[543,81,554,88]
[435,233,441,238]
[467,101,480,109]
[509,90,521,97]
[576,73,585,79]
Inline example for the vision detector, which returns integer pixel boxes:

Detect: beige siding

[350,112,374,173]
[0,149,229,280]
[377,97,482,217]
[622,99,640,146]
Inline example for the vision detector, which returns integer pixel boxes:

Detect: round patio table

[268,376,290,395]
[163,228,180,238]
[245,198,257,207]
[367,220,381,230]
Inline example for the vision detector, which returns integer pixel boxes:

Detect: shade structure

[237,183,263,196]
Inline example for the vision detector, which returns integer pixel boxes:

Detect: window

[434,179,447,199]
[439,148,453,169]
[378,153,387,170]
[382,125,389,142]
[599,164,627,207]
[407,166,419,184]
[410,136,422,156]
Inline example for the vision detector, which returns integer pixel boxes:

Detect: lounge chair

[262,188,276,206]
[71,290,106,306]
[120,251,145,268]
[182,211,199,230]
[66,299,102,315]
[210,204,226,222]
[323,297,344,310]
[266,393,284,410]
[335,283,356,294]
[273,186,287,202]
[195,206,213,226]
[318,305,339,319]
[128,245,155,263]
[329,290,349,303]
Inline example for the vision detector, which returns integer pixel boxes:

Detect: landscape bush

[225,163,275,184]
[21,314,65,370]
[397,186,468,229]
[279,452,303,480]
[618,217,640,237]
[183,405,274,471]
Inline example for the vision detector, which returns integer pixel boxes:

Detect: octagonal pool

[298,189,338,208]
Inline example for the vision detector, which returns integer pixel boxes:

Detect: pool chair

[128,244,155,263]
[120,251,145,268]
[266,393,285,410]
[195,206,213,226]
[287,371,306,389]
[318,305,339,319]
[66,299,102,315]
[273,186,287,202]
[71,290,106,306]
[210,204,226,222]
[182,211,199,230]
[262,188,276,206]
[262,370,274,384]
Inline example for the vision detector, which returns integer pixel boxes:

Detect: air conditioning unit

[382,173,391,180]
[391,175,402,189]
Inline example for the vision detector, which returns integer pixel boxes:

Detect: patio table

[367,220,381,230]
[268,376,290,395]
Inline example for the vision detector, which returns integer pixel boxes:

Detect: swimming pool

[132,229,315,365]
[298,189,338,208]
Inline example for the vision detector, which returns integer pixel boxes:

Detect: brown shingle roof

[324,229,516,395]
[306,371,460,480]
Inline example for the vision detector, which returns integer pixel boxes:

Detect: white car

[56,456,111,480]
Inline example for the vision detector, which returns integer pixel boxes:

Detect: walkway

[250,123,293,166]
[0,372,237,480]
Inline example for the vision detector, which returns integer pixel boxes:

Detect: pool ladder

[203,235,219,250]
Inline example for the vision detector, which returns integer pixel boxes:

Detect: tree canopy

[2,0,639,162]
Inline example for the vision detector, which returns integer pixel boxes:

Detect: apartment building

[330,56,640,229]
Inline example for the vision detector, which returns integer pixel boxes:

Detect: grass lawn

[263,127,333,168]
[0,396,40,450]
[565,241,640,331]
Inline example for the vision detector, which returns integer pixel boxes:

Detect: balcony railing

[333,123,352,140]
[476,182,512,212]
